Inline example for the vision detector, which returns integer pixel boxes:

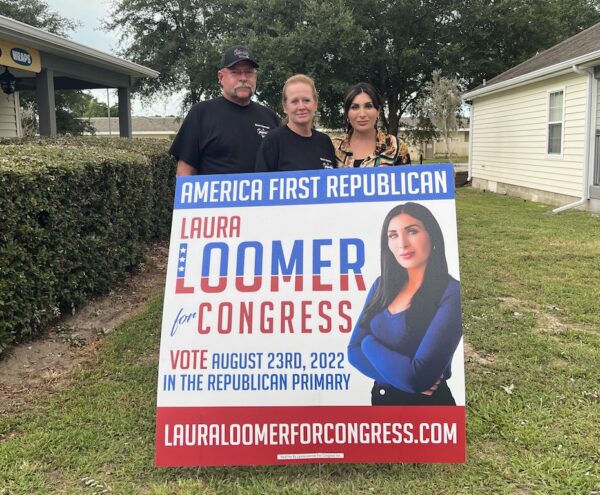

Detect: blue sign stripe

[174,164,455,210]
[177,243,188,277]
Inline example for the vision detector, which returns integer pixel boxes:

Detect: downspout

[552,65,593,213]
[467,102,474,181]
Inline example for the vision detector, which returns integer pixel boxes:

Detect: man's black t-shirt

[169,96,280,174]
[255,125,336,172]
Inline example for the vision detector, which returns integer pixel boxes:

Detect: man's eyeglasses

[225,68,257,78]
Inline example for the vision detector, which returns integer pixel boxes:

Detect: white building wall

[0,92,19,138]
[470,72,587,198]
[596,78,600,131]
[593,77,600,192]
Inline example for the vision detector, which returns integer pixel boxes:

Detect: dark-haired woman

[332,82,406,168]
[347,202,462,405]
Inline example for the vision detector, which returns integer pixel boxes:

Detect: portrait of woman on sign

[348,202,463,406]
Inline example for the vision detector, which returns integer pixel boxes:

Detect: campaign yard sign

[155,165,466,466]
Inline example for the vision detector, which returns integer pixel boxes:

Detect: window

[547,90,564,155]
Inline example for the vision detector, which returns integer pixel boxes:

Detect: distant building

[326,118,470,162]
[397,117,470,161]
[85,116,181,139]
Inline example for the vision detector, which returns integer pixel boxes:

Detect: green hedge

[0,137,176,353]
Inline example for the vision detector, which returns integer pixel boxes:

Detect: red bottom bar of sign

[155,405,465,466]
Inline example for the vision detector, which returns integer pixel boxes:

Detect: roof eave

[0,15,158,79]
[463,50,600,101]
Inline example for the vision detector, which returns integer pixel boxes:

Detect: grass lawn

[1,188,599,494]
[421,156,469,164]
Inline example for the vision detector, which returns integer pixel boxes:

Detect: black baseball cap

[220,45,259,69]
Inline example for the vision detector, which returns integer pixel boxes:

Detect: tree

[0,0,98,135]
[417,70,462,158]
[344,0,454,136]
[0,0,76,34]
[104,0,232,107]
[104,0,363,125]
[54,92,96,134]
[234,0,453,133]
[82,96,119,118]
[449,0,600,87]
[105,0,600,133]
[235,0,364,127]
[21,91,96,135]
[400,116,439,154]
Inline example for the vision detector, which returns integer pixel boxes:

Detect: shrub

[0,137,176,353]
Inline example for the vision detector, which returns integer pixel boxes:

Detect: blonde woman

[255,74,336,172]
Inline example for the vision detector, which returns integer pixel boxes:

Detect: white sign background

[157,198,464,407]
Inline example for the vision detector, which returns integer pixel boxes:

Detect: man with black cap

[170,45,280,176]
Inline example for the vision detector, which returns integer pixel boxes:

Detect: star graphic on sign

[180,247,187,254]
[179,257,186,262]
[178,266,185,272]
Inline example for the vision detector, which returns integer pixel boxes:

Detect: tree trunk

[442,121,449,158]
[190,88,202,105]
[387,96,400,137]
[389,113,400,137]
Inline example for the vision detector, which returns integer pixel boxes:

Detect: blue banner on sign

[173,164,455,210]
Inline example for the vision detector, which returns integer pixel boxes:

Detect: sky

[48,0,183,116]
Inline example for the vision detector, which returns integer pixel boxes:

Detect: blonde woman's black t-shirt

[255,125,337,172]
[169,96,280,174]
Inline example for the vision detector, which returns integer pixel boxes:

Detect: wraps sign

[0,40,41,73]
